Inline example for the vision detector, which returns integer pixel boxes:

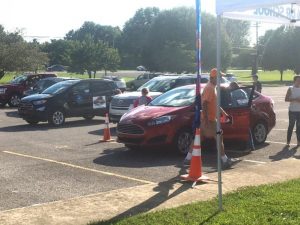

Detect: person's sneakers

[183,158,191,166]
[222,157,239,170]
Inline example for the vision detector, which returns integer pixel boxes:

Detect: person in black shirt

[252,74,262,93]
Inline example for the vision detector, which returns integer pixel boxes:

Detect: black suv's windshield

[149,87,195,107]
[42,80,79,95]
[10,75,27,84]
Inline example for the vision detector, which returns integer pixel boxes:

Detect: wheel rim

[10,95,20,106]
[52,111,64,125]
[177,131,192,154]
[253,123,267,143]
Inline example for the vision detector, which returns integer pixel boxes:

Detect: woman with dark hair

[285,75,300,146]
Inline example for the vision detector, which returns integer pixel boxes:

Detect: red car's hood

[120,105,185,123]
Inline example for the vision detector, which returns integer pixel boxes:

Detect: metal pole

[216,14,223,211]
[256,22,259,73]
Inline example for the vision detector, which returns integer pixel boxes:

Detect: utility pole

[252,22,259,75]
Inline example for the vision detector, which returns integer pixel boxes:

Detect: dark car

[117,84,276,154]
[23,77,78,96]
[126,73,163,90]
[18,79,119,126]
[47,65,65,72]
[0,73,57,107]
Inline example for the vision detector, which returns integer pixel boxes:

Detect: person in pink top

[133,87,152,108]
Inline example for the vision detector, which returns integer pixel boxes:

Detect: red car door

[221,86,254,142]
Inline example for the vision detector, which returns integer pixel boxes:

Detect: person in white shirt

[285,75,300,146]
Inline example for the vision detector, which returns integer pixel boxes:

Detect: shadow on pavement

[269,145,298,161]
[5,110,20,118]
[0,119,105,132]
[92,174,199,224]
[88,127,117,136]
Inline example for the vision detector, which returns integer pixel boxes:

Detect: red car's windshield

[149,87,195,107]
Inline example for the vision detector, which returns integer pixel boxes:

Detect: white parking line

[242,159,266,164]
[266,141,296,146]
[3,150,154,185]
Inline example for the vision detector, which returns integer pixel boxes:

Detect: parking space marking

[266,141,296,146]
[242,159,266,164]
[3,150,154,185]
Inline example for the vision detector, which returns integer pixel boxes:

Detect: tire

[174,129,193,155]
[8,94,21,107]
[83,115,95,120]
[48,109,65,126]
[252,122,267,145]
[26,120,39,125]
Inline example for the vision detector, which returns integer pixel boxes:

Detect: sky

[0,0,215,42]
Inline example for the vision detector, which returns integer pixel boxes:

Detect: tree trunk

[93,71,96,78]
[280,70,283,82]
[105,69,107,76]
[88,70,92,78]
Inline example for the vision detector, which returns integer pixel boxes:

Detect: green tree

[65,21,121,48]
[0,25,48,73]
[69,37,120,77]
[224,19,250,47]
[120,7,160,68]
[262,26,292,81]
[142,8,231,73]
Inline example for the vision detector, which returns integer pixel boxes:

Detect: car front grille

[117,123,144,135]
[111,98,135,109]
[19,102,33,110]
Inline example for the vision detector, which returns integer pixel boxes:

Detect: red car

[117,84,276,154]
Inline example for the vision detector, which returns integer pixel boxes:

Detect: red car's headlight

[147,115,176,126]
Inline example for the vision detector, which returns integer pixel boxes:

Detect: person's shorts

[200,120,217,138]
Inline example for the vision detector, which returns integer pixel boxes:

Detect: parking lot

[0,86,299,212]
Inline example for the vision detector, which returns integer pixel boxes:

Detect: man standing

[184,68,234,169]
[252,74,262,93]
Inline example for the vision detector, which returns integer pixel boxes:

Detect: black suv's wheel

[8,94,21,107]
[48,109,65,126]
[83,115,95,120]
[252,122,267,144]
[174,129,193,155]
[26,120,39,125]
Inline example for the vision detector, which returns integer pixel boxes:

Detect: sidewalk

[1,158,299,225]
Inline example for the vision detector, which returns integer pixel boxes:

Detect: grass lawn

[90,179,300,225]
[0,70,295,86]
[228,70,295,87]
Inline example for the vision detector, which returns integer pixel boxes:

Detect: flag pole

[194,0,202,130]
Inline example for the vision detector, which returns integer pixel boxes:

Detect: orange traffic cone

[100,113,114,142]
[181,128,209,183]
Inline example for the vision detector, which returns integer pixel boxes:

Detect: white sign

[93,96,106,109]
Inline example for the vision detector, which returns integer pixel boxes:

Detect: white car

[103,76,127,92]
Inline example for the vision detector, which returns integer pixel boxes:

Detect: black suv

[18,79,119,126]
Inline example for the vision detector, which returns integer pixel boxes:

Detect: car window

[142,74,148,79]
[149,87,195,107]
[10,75,27,84]
[149,74,157,79]
[221,87,251,109]
[91,81,113,95]
[137,74,143,80]
[72,82,90,96]
[43,80,79,95]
